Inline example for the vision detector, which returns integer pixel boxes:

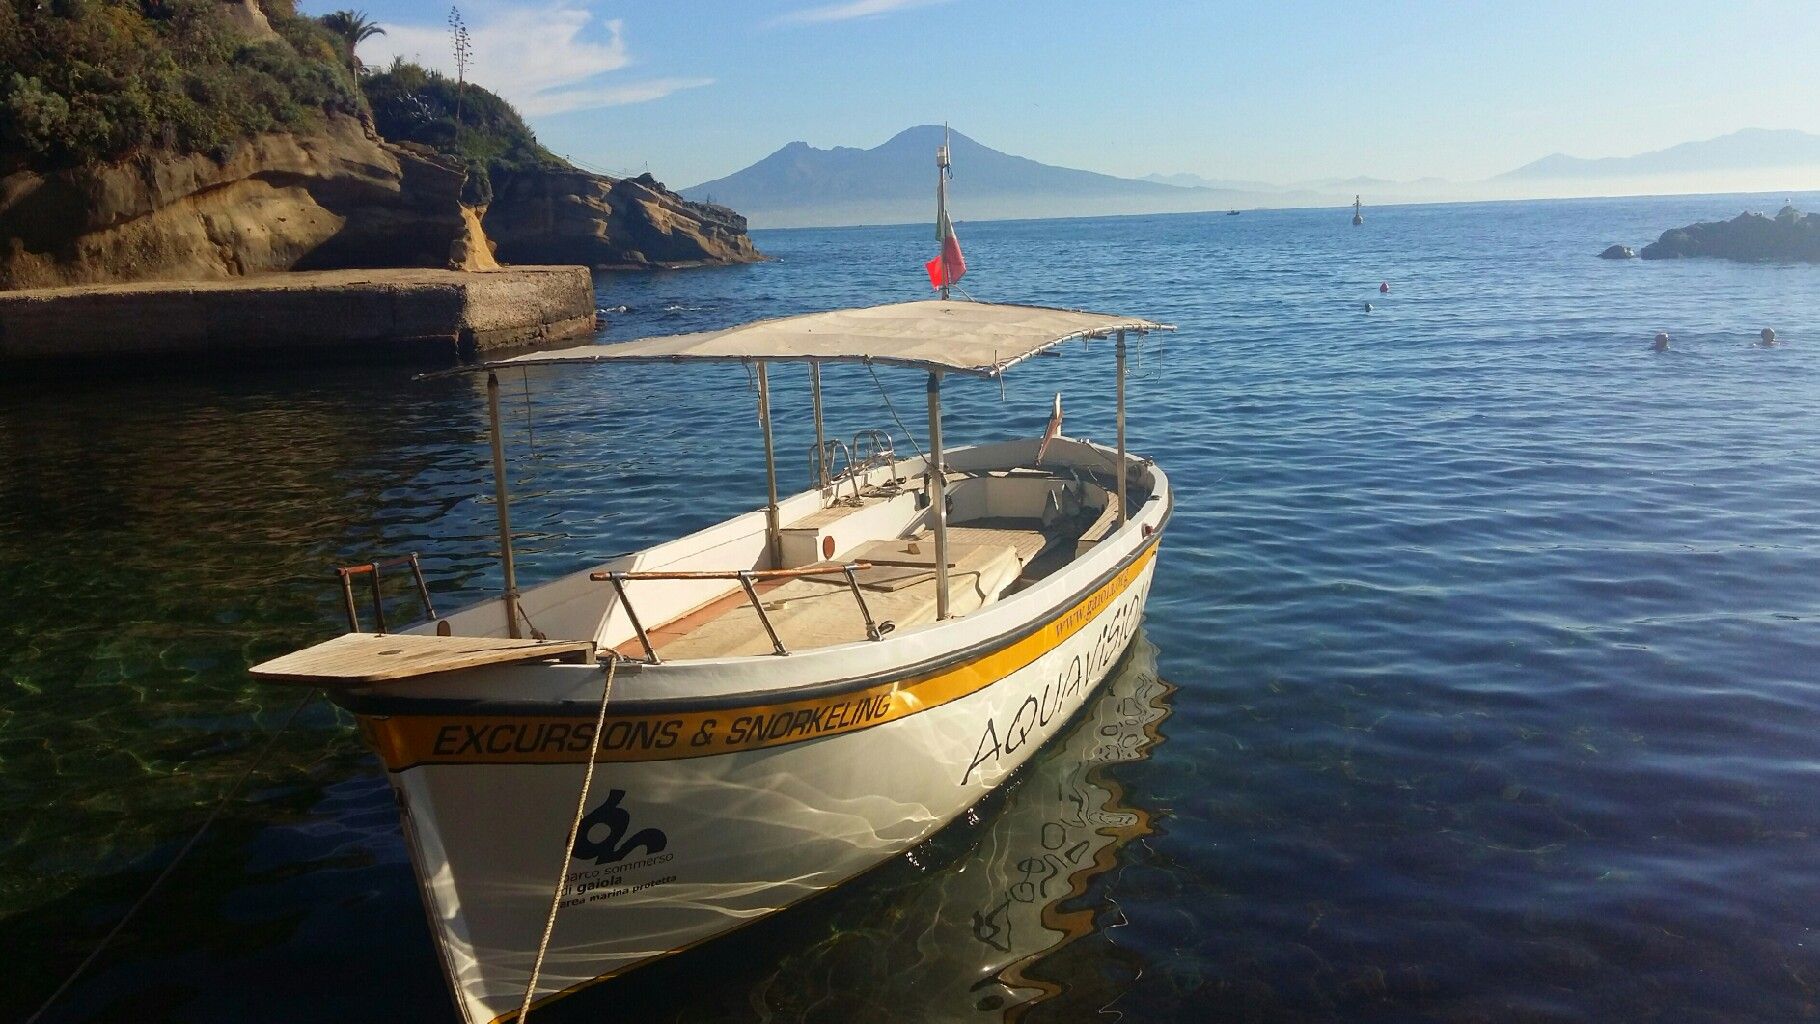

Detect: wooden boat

[252,143,1174,1024]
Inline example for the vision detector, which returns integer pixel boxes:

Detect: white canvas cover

[472,300,1172,378]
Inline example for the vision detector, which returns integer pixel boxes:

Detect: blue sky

[319,0,1820,190]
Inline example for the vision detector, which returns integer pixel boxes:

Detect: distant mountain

[681,126,1294,227]
[1140,171,1277,191]
[1498,128,1820,179]
[680,124,1820,230]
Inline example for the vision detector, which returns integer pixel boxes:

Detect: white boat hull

[300,438,1173,1023]
[365,544,1159,1023]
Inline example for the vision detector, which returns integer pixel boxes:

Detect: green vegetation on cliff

[360,60,564,206]
[0,0,365,170]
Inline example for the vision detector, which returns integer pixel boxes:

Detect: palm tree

[320,10,386,69]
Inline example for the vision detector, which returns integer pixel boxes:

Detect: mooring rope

[25,689,318,1024]
[516,655,619,1024]
[864,361,928,464]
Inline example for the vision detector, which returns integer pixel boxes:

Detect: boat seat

[649,538,1023,660]
[1074,499,1120,556]
[926,516,1068,568]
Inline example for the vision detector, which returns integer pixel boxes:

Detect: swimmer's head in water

[1653,332,1670,351]
[1761,328,1778,346]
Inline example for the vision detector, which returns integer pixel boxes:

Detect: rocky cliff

[0,114,494,290]
[0,4,760,293]
[1640,205,1820,263]
[487,168,761,269]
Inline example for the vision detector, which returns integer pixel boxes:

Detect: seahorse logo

[571,789,668,865]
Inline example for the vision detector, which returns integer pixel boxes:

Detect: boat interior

[429,436,1150,665]
[249,301,1177,688]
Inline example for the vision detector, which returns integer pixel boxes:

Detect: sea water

[3,193,1818,1022]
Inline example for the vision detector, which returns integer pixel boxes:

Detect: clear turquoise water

[4,194,1820,1022]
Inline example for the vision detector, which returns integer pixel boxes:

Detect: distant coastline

[742,188,1820,234]
[686,126,1820,230]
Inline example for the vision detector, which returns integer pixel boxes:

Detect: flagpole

[936,126,950,301]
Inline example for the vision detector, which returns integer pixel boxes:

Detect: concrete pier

[0,266,597,367]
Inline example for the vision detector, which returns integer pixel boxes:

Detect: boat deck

[250,633,596,686]
[616,516,1079,660]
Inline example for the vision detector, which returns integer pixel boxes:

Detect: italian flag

[925,196,966,290]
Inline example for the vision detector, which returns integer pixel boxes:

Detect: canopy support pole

[1115,329,1128,526]
[926,371,951,620]
[756,361,783,568]
[486,372,522,638]
[809,360,827,488]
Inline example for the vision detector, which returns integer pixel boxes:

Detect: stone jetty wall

[0,267,595,366]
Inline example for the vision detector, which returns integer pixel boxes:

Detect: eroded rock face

[216,0,278,41]
[1640,207,1820,263]
[486,169,761,269]
[0,115,489,290]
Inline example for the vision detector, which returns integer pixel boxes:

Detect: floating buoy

[1379,282,1389,294]
[1761,327,1778,347]
[1653,332,1670,352]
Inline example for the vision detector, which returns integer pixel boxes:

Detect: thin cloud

[519,77,715,116]
[777,0,952,26]
[362,4,708,117]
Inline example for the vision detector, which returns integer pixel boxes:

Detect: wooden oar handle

[335,554,422,576]
[590,561,873,583]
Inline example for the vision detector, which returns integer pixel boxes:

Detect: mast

[936,126,952,300]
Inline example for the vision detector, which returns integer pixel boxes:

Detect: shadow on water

[1,773,448,1024]
[540,633,1175,1024]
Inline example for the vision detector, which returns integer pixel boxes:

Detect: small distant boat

[1226,209,1241,216]
[1352,195,1365,226]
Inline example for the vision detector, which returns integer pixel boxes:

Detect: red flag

[926,155,966,291]
[924,234,966,290]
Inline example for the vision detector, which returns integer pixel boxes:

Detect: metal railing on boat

[334,553,435,634]
[591,561,889,664]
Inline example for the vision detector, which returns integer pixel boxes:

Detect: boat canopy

[467,300,1173,378]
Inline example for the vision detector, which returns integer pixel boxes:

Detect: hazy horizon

[678,124,1820,229]
[729,187,1820,233]
[323,0,1820,197]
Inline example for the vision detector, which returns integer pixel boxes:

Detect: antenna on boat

[921,122,969,298]
[936,124,953,300]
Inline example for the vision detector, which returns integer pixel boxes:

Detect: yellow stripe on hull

[359,543,1157,770]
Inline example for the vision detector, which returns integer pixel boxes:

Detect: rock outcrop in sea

[1599,244,1636,259]
[1640,205,1820,263]
[487,169,760,269]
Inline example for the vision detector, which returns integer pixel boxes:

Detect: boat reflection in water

[607,633,1173,1023]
